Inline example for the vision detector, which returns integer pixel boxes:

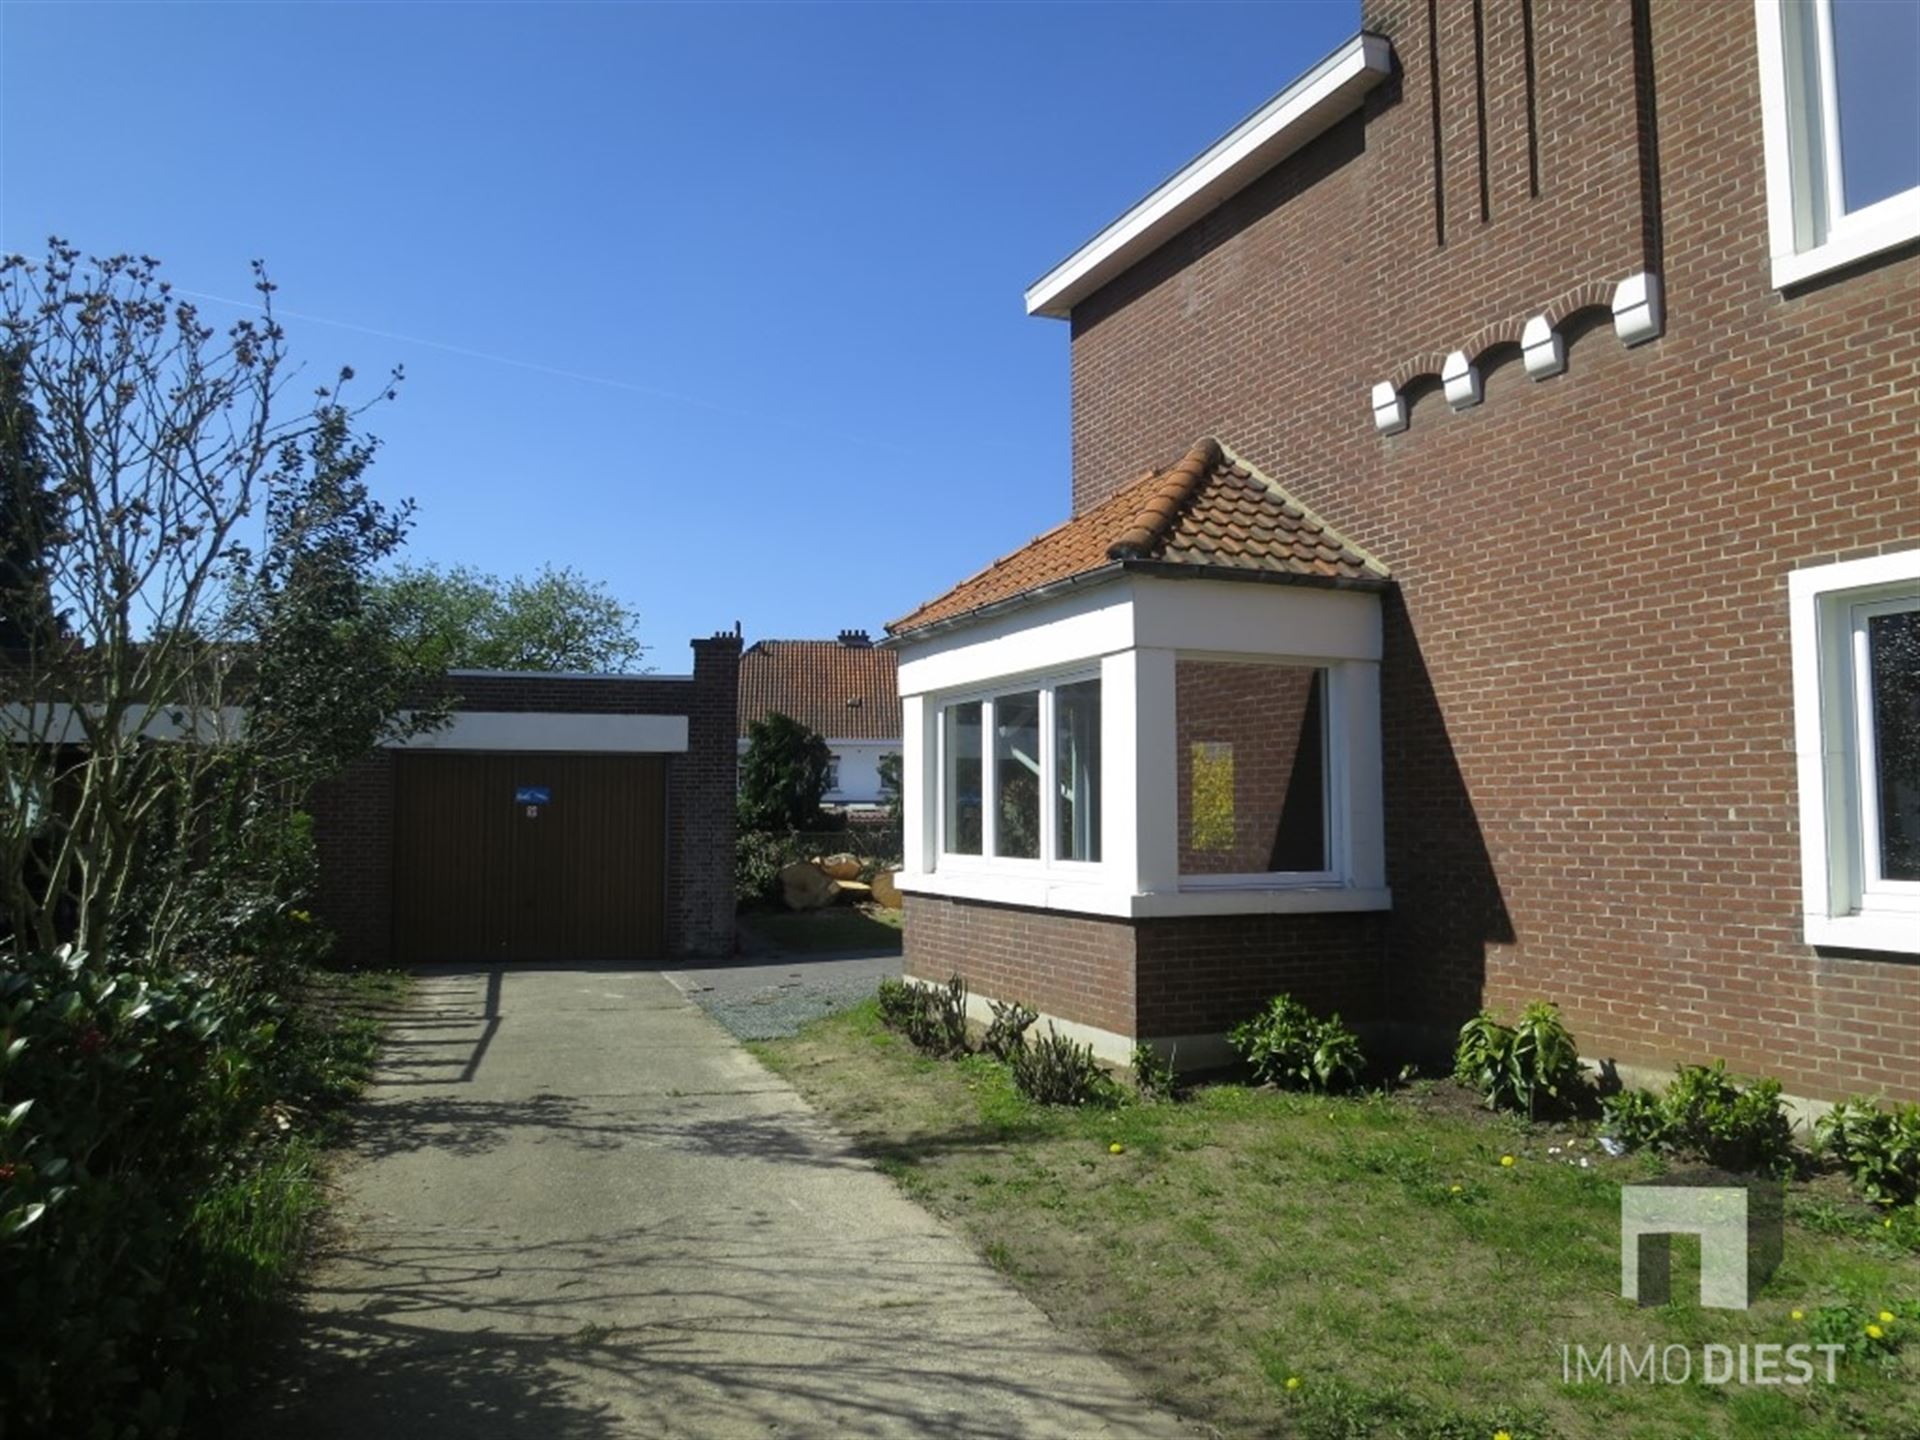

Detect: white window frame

[1789,549,1920,953]
[1176,656,1343,891]
[1756,0,1920,288]
[933,667,1104,878]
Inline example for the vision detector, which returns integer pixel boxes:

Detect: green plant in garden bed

[1228,993,1364,1092]
[1454,1001,1586,1118]
[1819,1097,1920,1209]
[1603,1059,1796,1174]
[1011,1024,1117,1107]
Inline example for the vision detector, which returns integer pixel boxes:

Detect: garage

[392,750,668,963]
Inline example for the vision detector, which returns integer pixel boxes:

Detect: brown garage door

[393,751,667,962]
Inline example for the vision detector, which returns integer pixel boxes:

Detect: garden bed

[754,1002,1920,1440]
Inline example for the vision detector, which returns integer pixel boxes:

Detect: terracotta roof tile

[737,637,900,741]
[886,438,1389,637]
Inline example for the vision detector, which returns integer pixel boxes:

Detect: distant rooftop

[737,633,901,741]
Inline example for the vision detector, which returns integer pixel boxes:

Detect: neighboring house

[886,2,1919,1104]
[737,631,901,809]
[311,632,741,963]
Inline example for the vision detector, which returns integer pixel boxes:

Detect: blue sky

[1,0,1354,671]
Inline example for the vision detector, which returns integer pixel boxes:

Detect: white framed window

[824,756,841,794]
[1756,0,1920,288]
[1789,550,1920,953]
[934,670,1102,873]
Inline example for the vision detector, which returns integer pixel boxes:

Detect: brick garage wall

[311,750,395,965]
[1175,660,1323,874]
[1064,0,1920,1100]
[904,893,1136,1039]
[670,636,743,958]
[309,635,743,963]
[1134,912,1385,1040]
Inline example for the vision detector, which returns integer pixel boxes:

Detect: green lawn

[753,1002,1920,1440]
[739,905,903,953]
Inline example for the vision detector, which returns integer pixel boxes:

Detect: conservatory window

[1177,659,1332,884]
[942,701,982,855]
[1055,678,1102,863]
[936,674,1102,868]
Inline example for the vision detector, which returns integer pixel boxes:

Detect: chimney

[838,629,872,648]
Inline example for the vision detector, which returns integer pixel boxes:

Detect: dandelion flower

[1500,1154,1516,1168]
[1285,1376,1301,1391]
[1790,1309,1804,1321]
[1450,1184,1463,1194]
[1495,1431,1513,1440]
[1879,1310,1895,1324]
[1109,1142,1125,1155]
[1866,1323,1884,1340]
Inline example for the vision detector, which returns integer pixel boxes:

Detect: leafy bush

[737,711,833,834]
[1228,993,1365,1092]
[1602,1061,1795,1173]
[1132,1042,1177,1101]
[1452,1001,1585,1117]
[982,998,1037,1062]
[1818,1097,1920,1208]
[1011,1024,1117,1107]
[0,949,280,1435]
[1600,1087,1666,1150]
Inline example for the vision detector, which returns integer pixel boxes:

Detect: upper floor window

[1789,551,1920,954]
[1757,0,1920,287]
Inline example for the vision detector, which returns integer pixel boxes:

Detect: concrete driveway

[245,964,1187,1439]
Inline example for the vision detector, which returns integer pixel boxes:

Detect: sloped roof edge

[1024,33,1394,320]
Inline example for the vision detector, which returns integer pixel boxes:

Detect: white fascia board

[1128,575,1382,661]
[896,582,1137,699]
[389,711,689,753]
[1024,33,1393,319]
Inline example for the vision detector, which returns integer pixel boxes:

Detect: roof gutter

[1023,32,1394,320]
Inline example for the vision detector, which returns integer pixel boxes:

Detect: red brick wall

[1134,912,1384,1040]
[309,635,742,963]
[904,894,1137,1038]
[1059,0,1920,1100]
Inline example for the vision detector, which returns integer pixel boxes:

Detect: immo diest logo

[1560,1173,1847,1387]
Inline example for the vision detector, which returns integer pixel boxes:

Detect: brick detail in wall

[1047,0,1920,1101]
[309,634,743,964]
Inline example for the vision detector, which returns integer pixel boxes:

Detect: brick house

[312,632,741,964]
[887,1,1919,1104]
[737,631,901,809]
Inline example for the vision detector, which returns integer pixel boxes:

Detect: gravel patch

[666,953,901,1041]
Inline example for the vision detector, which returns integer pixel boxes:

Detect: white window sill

[1805,912,1920,956]
[896,870,1390,919]
[1772,202,1920,289]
